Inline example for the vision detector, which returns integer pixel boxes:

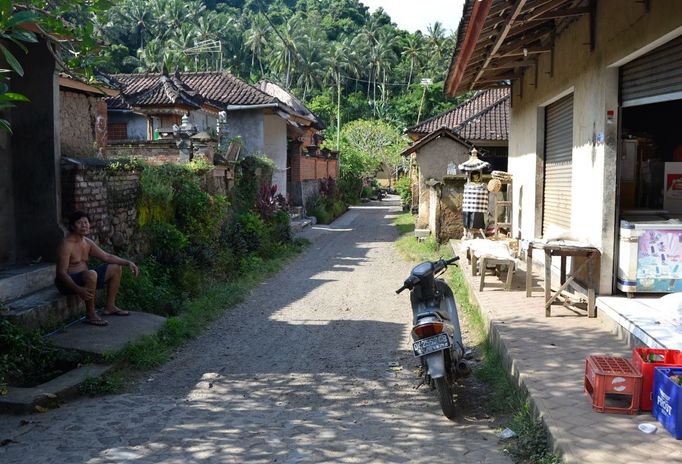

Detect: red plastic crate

[632,348,682,411]
[584,355,642,414]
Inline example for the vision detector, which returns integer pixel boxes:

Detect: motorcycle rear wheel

[434,377,456,419]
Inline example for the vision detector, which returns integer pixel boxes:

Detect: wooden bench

[464,241,516,291]
[478,256,515,291]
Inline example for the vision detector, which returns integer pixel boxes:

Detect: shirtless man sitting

[55,211,139,326]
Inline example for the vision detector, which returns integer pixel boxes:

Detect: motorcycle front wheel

[434,377,456,419]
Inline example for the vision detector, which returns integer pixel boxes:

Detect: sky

[360,0,465,35]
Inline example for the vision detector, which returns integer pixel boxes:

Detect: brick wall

[60,90,108,158]
[290,153,337,182]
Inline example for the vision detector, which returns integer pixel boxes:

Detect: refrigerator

[617,218,682,295]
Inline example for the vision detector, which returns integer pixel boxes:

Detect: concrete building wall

[108,111,147,140]
[9,39,63,264]
[0,129,15,263]
[227,109,264,155]
[508,0,682,293]
[264,113,287,196]
[415,137,471,228]
[189,110,217,133]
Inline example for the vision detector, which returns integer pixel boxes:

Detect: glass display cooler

[617,217,682,296]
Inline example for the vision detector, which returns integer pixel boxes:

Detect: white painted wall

[264,113,288,196]
[508,0,682,293]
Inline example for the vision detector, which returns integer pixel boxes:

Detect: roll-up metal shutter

[621,34,682,107]
[542,94,573,236]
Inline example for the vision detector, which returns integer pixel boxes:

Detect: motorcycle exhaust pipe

[455,360,471,378]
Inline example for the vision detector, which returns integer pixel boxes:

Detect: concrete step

[49,310,167,356]
[2,287,84,331]
[291,218,313,233]
[289,206,304,221]
[0,311,166,413]
[0,364,113,414]
[0,263,56,301]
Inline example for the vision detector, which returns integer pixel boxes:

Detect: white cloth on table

[462,239,517,263]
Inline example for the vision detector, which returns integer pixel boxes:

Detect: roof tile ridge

[453,90,510,132]
[406,89,489,132]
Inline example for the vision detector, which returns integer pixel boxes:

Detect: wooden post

[526,244,533,297]
[544,249,552,316]
[588,252,596,317]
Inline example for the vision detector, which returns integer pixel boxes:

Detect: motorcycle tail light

[413,322,444,339]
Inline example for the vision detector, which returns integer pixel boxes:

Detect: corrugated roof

[105,71,278,110]
[407,87,509,142]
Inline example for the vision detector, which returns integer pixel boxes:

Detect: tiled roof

[407,87,509,142]
[105,71,278,110]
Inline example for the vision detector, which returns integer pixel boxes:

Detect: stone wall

[60,90,107,158]
[438,177,467,242]
[61,158,142,257]
[436,176,499,243]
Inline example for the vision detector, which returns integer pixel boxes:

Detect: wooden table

[525,241,601,317]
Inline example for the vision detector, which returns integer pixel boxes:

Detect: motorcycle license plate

[413,333,450,357]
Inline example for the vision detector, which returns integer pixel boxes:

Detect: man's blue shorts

[55,263,108,295]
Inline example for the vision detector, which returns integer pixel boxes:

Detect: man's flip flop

[84,318,109,326]
[103,309,130,316]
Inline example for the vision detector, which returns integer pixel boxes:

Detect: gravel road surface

[0,196,511,463]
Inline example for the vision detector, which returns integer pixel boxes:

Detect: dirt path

[0,197,511,463]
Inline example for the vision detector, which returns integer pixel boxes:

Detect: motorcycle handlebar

[396,256,460,293]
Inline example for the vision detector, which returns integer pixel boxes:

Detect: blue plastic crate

[652,367,682,439]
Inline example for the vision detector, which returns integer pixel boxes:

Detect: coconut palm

[267,17,301,87]
[402,34,424,87]
[295,35,326,99]
[244,14,270,75]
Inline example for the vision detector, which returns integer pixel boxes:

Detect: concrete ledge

[0,264,55,301]
[48,311,167,357]
[4,288,84,331]
[0,364,112,414]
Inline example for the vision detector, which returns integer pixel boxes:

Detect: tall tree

[244,14,270,75]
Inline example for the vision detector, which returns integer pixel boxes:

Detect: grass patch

[79,371,126,396]
[105,239,308,376]
[392,212,561,464]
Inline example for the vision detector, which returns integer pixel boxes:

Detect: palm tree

[325,39,356,149]
[295,35,325,99]
[402,34,424,87]
[244,15,270,75]
[426,21,446,60]
[116,0,152,49]
[267,17,301,87]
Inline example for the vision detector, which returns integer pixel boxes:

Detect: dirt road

[0,197,510,463]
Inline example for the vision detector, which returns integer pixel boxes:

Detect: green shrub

[145,222,189,267]
[332,199,347,218]
[394,175,412,206]
[0,319,61,390]
[226,212,270,256]
[118,258,175,315]
[271,209,292,243]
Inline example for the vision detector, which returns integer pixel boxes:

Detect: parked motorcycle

[396,256,469,419]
